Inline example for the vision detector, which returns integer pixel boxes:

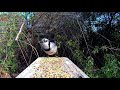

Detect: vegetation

[0,12,120,78]
[0,12,30,76]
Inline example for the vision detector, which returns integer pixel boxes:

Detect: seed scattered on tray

[31,57,73,78]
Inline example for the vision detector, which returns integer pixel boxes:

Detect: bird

[39,38,58,56]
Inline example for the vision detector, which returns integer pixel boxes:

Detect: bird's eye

[43,39,47,42]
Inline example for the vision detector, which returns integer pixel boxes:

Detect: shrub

[84,56,95,78]
[101,54,119,78]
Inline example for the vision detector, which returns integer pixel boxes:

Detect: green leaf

[92,46,99,54]
[101,45,108,52]
[7,39,13,46]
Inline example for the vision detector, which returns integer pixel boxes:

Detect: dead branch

[15,21,25,41]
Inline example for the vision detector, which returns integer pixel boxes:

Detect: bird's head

[40,38,49,43]
[39,38,50,50]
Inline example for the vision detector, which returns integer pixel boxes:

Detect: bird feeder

[16,57,89,78]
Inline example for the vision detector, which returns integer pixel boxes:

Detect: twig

[32,13,45,30]
[76,18,91,56]
[22,31,39,57]
[15,21,25,41]
[18,40,39,58]
[17,41,29,66]
[19,41,29,60]
[95,32,114,54]
[101,46,120,51]
[80,16,114,53]
[29,50,33,64]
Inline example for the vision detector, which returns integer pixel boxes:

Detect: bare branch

[18,40,39,58]
[15,21,25,41]
[21,31,39,58]
[76,18,91,56]
[17,41,29,66]
[95,32,114,53]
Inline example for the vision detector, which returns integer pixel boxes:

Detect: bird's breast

[43,46,57,55]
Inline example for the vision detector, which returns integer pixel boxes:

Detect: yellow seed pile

[31,57,72,78]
